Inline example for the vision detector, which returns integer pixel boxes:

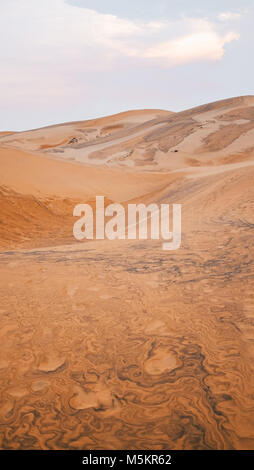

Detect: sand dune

[1,96,253,171]
[0,97,254,449]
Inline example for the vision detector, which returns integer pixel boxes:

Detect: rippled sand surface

[0,97,254,449]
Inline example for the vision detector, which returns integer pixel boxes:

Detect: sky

[0,0,254,131]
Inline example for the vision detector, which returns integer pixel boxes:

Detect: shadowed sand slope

[0,99,254,450]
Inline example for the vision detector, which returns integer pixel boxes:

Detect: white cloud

[0,0,241,107]
[142,28,240,66]
[0,1,240,67]
[218,11,242,21]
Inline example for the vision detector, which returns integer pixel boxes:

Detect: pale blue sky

[1,0,253,130]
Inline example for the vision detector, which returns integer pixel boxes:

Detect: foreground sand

[0,97,254,449]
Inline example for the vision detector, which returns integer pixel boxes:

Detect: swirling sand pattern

[0,216,254,449]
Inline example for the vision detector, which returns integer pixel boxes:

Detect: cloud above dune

[218,11,243,21]
[136,20,240,65]
[0,0,240,71]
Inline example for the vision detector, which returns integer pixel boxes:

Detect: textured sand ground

[0,97,254,449]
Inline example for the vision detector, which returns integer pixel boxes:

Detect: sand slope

[1,96,253,171]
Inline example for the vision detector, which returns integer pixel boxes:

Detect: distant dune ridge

[0,97,254,450]
[1,96,254,171]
